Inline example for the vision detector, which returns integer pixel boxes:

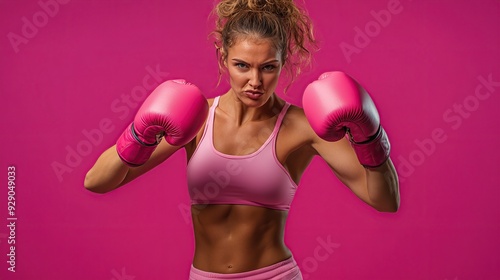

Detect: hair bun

[217,0,292,19]
[246,0,291,17]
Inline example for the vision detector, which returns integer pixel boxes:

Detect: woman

[84,0,400,279]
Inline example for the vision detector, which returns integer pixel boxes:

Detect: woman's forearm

[84,145,129,194]
[365,158,400,212]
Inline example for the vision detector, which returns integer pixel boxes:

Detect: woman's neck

[219,90,280,126]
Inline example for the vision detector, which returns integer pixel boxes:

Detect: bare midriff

[191,204,291,274]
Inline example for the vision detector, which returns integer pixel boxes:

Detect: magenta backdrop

[1,0,499,279]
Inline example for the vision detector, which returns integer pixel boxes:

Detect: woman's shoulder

[206,93,225,107]
[284,104,306,122]
[207,97,215,107]
[282,103,316,136]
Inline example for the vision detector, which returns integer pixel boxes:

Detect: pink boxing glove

[302,71,390,168]
[116,80,209,166]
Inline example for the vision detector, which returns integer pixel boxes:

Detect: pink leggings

[189,256,303,280]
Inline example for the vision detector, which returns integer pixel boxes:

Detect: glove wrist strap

[130,123,162,146]
[348,126,391,168]
[116,123,160,167]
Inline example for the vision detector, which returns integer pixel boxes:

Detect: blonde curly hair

[211,0,318,92]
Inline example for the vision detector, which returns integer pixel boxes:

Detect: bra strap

[272,102,291,135]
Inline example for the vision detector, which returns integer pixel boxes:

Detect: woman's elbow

[377,204,399,213]
[374,198,400,213]
[83,171,111,194]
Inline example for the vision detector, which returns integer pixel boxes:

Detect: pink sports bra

[186,96,298,211]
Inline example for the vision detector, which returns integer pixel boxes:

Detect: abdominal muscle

[190,203,292,273]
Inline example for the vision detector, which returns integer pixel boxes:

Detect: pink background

[1,0,499,279]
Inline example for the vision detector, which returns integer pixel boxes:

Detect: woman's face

[224,37,283,107]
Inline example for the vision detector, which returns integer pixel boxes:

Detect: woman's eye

[235,63,247,69]
[263,65,276,71]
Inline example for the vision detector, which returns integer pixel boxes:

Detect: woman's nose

[248,69,262,88]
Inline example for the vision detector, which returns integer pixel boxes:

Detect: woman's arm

[84,79,209,194]
[312,136,399,212]
[84,141,182,193]
[302,71,399,212]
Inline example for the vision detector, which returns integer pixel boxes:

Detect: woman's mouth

[244,90,263,100]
